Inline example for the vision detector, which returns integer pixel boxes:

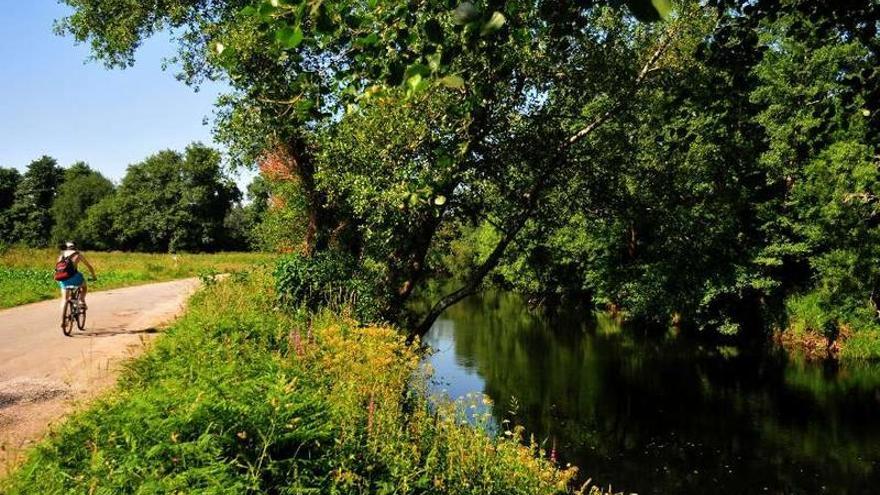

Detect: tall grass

[783,292,880,360]
[0,247,274,309]
[2,270,612,494]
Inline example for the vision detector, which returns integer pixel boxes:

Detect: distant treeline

[0,143,269,252]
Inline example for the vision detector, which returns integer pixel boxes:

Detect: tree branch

[568,23,679,147]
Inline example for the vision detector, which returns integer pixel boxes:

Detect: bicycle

[61,286,87,336]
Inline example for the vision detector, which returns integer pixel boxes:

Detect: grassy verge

[2,270,604,494]
[0,247,275,309]
[781,292,880,360]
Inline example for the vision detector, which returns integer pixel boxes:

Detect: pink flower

[292,329,304,356]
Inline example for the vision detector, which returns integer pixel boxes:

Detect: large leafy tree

[57,0,880,343]
[0,167,22,241]
[50,162,115,247]
[7,156,65,246]
[58,0,694,328]
[108,143,241,252]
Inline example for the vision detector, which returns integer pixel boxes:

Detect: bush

[785,292,830,336]
[274,251,381,322]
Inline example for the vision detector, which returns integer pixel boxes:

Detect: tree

[0,167,22,242]
[109,143,240,252]
[57,0,880,347]
[50,162,115,247]
[55,0,714,330]
[77,194,121,251]
[8,156,64,246]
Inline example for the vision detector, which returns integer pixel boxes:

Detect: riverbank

[780,292,880,360]
[1,270,602,494]
[0,247,274,308]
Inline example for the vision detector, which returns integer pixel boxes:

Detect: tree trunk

[280,137,333,255]
[410,199,536,339]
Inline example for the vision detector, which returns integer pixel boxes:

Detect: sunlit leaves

[454,2,480,25]
[626,0,673,22]
[275,25,304,48]
[480,12,506,36]
[407,74,430,95]
[438,75,465,90]
[355,32,379,48]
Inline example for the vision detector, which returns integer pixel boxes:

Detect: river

[423,292,880,494]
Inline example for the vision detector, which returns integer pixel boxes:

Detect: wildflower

[366,393,375,437]
[291,328,304,356]
[550,437,558,464]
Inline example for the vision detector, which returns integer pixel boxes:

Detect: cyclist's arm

[79,255,97,279]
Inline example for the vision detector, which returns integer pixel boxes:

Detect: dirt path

[0,278,200,475]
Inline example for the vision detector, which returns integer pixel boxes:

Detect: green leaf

[406,73,424,90]
[453,2,480,25]
[405,63,432,79]
[480,12,506,36]
[258,2,278,21]
[355,32,379,47]
[276,25,305,49]
[438,75,465,90]
[427,53,442,72]
[296,99,316,114]
[652,0,673,19]
[434,195,447,206]
[626,0,673,22]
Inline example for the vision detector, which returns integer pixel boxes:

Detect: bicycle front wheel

[62,300,74,336]
[76,303,87,330]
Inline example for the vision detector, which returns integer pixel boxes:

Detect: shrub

[274,251,381,322]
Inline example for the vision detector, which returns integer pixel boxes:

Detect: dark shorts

[58,272,85,289]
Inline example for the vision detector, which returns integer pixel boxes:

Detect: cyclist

[57,241,97,312]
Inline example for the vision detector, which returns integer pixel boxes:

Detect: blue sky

[0,2,252,186]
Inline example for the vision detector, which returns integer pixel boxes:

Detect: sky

[0,2,253,188]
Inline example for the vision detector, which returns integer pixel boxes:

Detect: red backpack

[54,254,76,281]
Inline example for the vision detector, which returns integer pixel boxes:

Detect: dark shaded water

[424,292,880,495]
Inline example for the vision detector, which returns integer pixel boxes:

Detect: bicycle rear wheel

[62,300,74,336]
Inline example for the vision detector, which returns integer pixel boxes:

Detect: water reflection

[424,292,880,495]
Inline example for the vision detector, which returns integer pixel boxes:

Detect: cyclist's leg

[60,285,71,328]
[59,278,73,310]
[80,280,88,309]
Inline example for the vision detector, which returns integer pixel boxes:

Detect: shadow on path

[68,327,161,338]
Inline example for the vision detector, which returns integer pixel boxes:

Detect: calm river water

[424,292,880,495]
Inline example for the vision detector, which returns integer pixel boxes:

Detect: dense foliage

[5,156,65,246]
[0,143,268,252]
[49,161,115,247]
[55,0,880,355]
